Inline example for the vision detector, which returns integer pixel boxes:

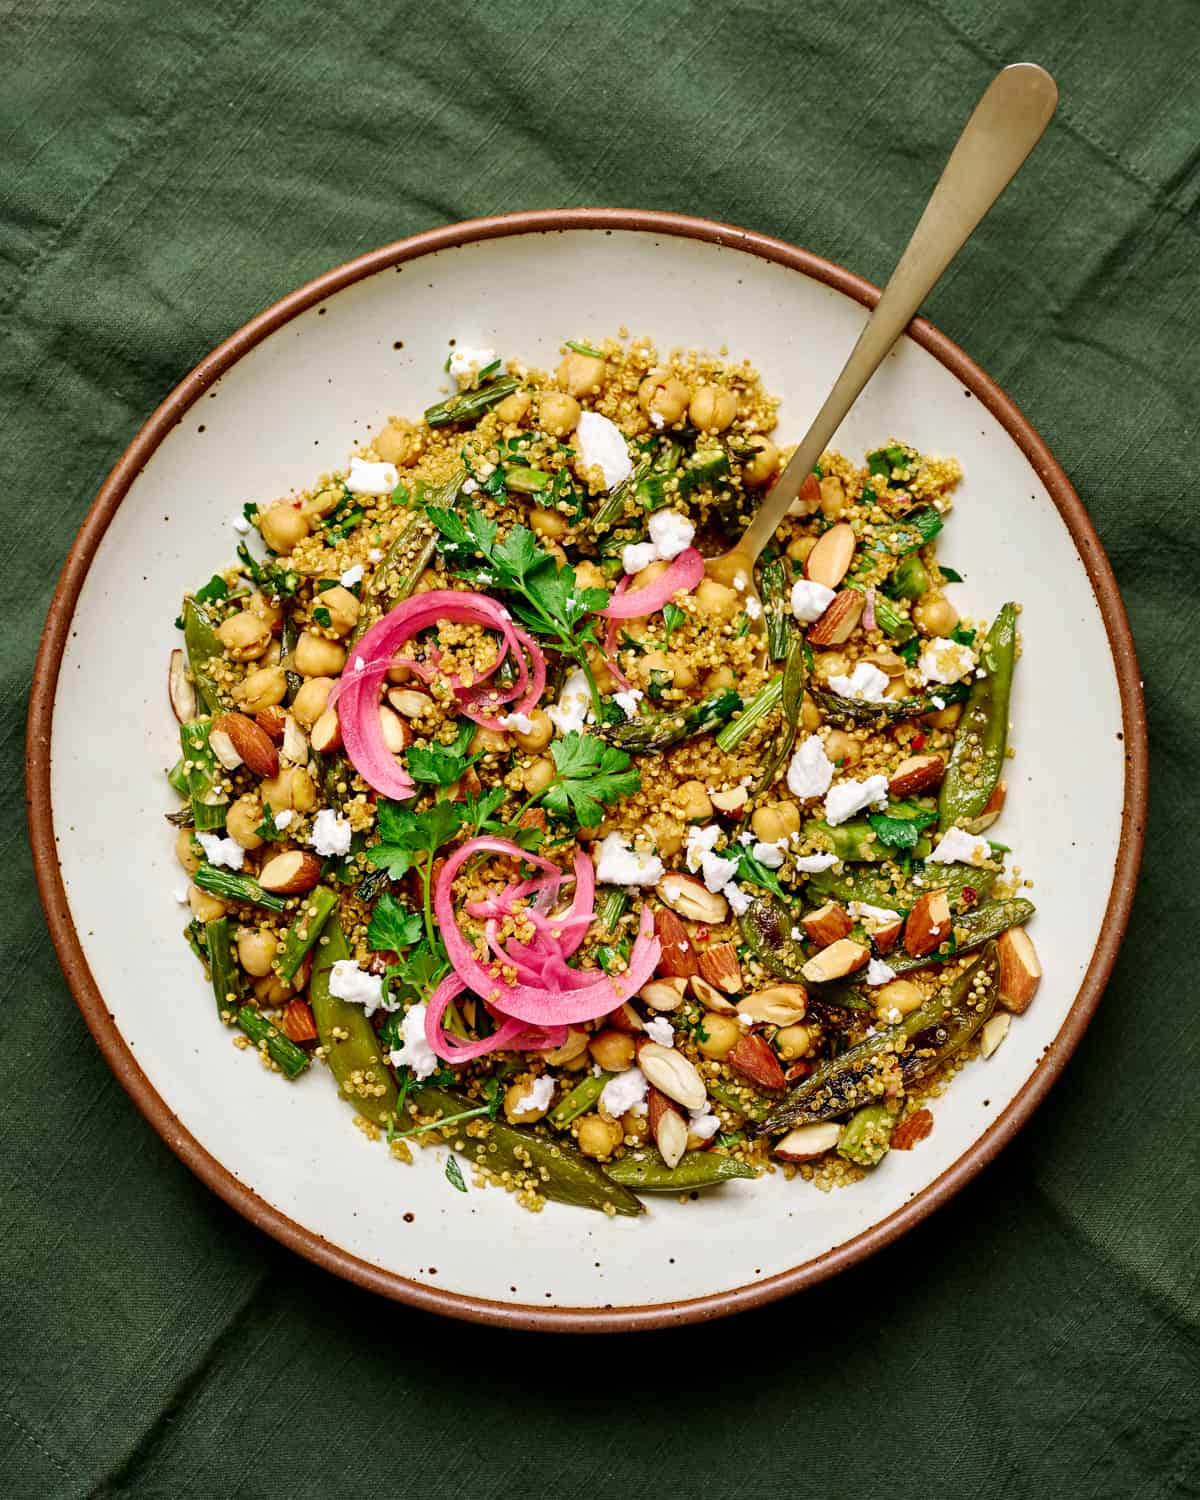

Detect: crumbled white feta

[848,901,901,928]
[196,832,245,871]
[725,882,752,915]
[339,563,364,588]
[330,960,392,1019]
[787,734,835,800]
[646,509,696,561]
[512,1075,556,1114]
[273,809,294,830]
[828,662,890,704]
[865,958,897,986]
[601,1067,647,1116]
[388,1000,438,1076]
[649,409,665,429]
[684,823,723,873]
[928,825,992,866]
[462,477,479,495]
[497,711,534,734]
[744,596,763,620]
[546,667,593,735]
[751,840,786,869]
[346,457,400,494]
[793,853,840,873]
[173,886,189,905]
[612,688,644,720]
[699,850,741,893]
[576,410,633,490]
[595,833,664,887]
[919,638,976,684]
[621,541,658,575]
[368,547,383,563]
[824,774,889,826]
[688,1106,721,1141]
[644,1016,675,1047]
[790,578,836,622]
[231,514,251,534]
[447,345,497,385]
[309,808,353,857]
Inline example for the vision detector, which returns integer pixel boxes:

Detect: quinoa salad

[166,335,1041,1217]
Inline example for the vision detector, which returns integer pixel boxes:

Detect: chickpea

[693,577,740,621]
[589,1030,635,1072]
[504,1079,552,1125]
[187,884,227,922]
[237,928,277,977]
[913,592,959,637]
[292,676,334,728]
[556,351,608,398]
[259,503,310,555]
[646,812,684,858]
[302,487,344,520]
[875,979,924,1019]
[813,650,849,680]
[260,639,282,667]
[884,676,910,701]
[511,709,553,752]
[697,1014,741,1060]
[253,974,292,1006]
[248,592,283,634]
[577,1113,623,1160]
[751,800,802,843]
[216,611,272,662]
[373,419,422,467]
[287,767,318,812]
[703,665,736,693]
[675,780,713,823]
[573,560,607,590]
[637,372,691,425]
[639,649,695,691]
[494,389,532,424]
[293,630,346,677]
[787,534,817,564]
[824,729,862,768]
[801,692,821,732]
[521,756,555,795]
[538,390,581,436]
[743,436,779,487]
[620,1110,645,1144]
[529,507,568,539]
[317,586,359,638]
[819,474,846,519]
[469,726,510,755]
[775,1023,813,1061]
[226,792,264,851]
[174,827,200,874]
[233,665,287,713]
[688,384,737,432]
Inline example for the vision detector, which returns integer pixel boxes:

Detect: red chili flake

[961,886,977,907]
[694,926,710,943]
[911,732,926,750]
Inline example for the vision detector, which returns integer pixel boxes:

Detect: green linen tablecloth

[3,1,1195,1495]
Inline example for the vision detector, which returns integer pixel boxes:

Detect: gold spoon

[706,62,1059,634]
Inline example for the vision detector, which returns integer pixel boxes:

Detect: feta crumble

[793,853,840,873]
[368,548,383,563]
[919,638,976,685]
[339,563,364,588]
[828,662,890,704]
[546,667,593,735]
[196,832,245,871]
[388,1000,438,1076]
[744,595,763,620]
[790,578,836,622]
[448,345,497,385]
[684,823,722,873]
[601,1067,647,1116]
[621,541,658,575]
[865,958,897,986]
[646,508,696,560]
[346,457,400,494]
[497,711,534,734]
[309,808,353,857]
[612,688,644,720]
[688,1106,721,1141]
[824,774,889,826]
[699,850,741,893]
[787,734,835,800]
[595,833,664,887]
[751,840,786,869]
[231,514,251,534]
[725,882,752,915]
[644,1016,675,1047]
[576,411,633,491]
[512,1075,556,1114]
[848,900,901,928]
[928,825,992,866]
[330,960,392,1019]
[274,809,294,830]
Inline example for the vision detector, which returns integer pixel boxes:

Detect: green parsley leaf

[897,637,921,667]
[950,623,977,647]
[254,802,283,842]
[195,574,228,604]
[541,732,640,827]
[313,605,332,628]
[366,892,424,954]
[662,602,685,644]
[867,807,938,850]
[445,1156,468,1192]
[405,721,479,787]
[733,846,787,901]
[939,564,964,583]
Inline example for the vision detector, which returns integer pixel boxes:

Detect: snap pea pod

[599,688,742,752]
[182,598,224,716]
[236,1005,311,1080]
[882,897,1034,976]
[837,1103,895,1167]
[845,579,916,642]
[407,1084,644,1217]
[807,860,996,911]
[424,375,520,427]
[276,885,338,982]
[938,602,1018,832]
[604,1150,755,1191]
[309,917,399,1128]
[749,632,807,798]
[179,720,228,832]
[756,944,1000,1134]
[706,1075,776,1124]
[194,863,288,913]
[809,679,969,727]
[166,756,189,795]
[759,558,793,661]
[205,916,241,1020]
[738,896,808,981]
[548,1072,612,1129]
[713,677,780,753]
[802,817,887,863]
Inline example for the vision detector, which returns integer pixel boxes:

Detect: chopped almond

[654,907,698,979]
[802,901,852,947]
[904,889,951,958]
[892,1108,934,1150]
[997,927,1041,1012]
[887,753,945,798]
[697,941,742,993]
[279,999,318,1043]
[727,1032,786,1091]
[801,938,870,983]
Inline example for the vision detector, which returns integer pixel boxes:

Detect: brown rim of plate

[26,208,1148,1334]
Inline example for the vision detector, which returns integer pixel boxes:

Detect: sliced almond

[892,1108,934,1150]
[168,649,197,723]
[804,521,856,589]
[638,976,688,1013]
[638,1041,707,1111]
[258,849,323,894]
[689,974,737,1014]
[727,1032,786,1091]
[606,1002,646,1034]
[802,900,852,948]
[212,712,280,778]
[904,888,951,958]
[387,687,434,718]
[873,916,904,956]
[647,1088,688,1169]
[653,908,697,979]
[543,1027,590,1065]
[310,706,342,754]
[787,471,822,517]
[281,714,309,766]
[255,705,288,742]
[738,983,807,1026]
[801,937,870,984]
[656,871,728,925]
[697,941,742,994]
[208,728,243,770]
[980,1011,1011,1058]
[378,704,411,755]
[997,926,1041,1013]
[963,779,1007,833]
[773,1121,840,1163]
[806,588,865,647]
[887,753,945,798]
[710,785,749,815]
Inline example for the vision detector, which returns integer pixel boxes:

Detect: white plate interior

[50,228,1125,1312]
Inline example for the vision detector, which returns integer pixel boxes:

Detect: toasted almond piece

[387,687,434,717]
[258,849,323,894]
[255,705,288,742]
[647,1088,688,1169]
[656,871,728,924]
[802,901,852,948]
[963,779,1007,833]
[638,976,688,1013]
[213,712,280,778]
[738,983,808,1026]
[904,888,951,958]
[709,785,749,815]
[378,704,411,755]
[689,974,737,1013]
[997,926,1041,1013]
[804,521,856,589]
[887,753,945,798]
[168,649,197,724]
[279,999,317,1043]
[638,1041,707,1111]
[654,908,697,979]
[980,1012,1011,1058]
[281,714,308,766]
[787,471,823,517]
[807,588,865,647]
[208,728,243,770]
[543,1026,590,1065]
[727,1032,786,1091]
[773,1121,840,1163]
[697,940,742,994]
[801,937,870,983]
[310,706,342,754]
[891,1108,934,1150]
[606,1002,645,1034]
[873,916,904,956]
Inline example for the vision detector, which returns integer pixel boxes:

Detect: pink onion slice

[423,973,567,1062]
[599,547,703,620]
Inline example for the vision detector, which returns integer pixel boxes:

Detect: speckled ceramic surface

[31,213,1145,1329]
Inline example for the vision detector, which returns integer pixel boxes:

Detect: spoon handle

[738,62,1058,564]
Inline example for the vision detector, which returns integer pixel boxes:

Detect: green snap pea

[706,1075,776,1123]
[179,720,228,832]
[182,598,224,716]
[309,917,399,1129]
[938,602,1017,832]
[548,1073,611,1129]
[882,897,1034,976]
[604,1150,756,1191]
[837,1103,895,1167]
[738,896,809,981]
